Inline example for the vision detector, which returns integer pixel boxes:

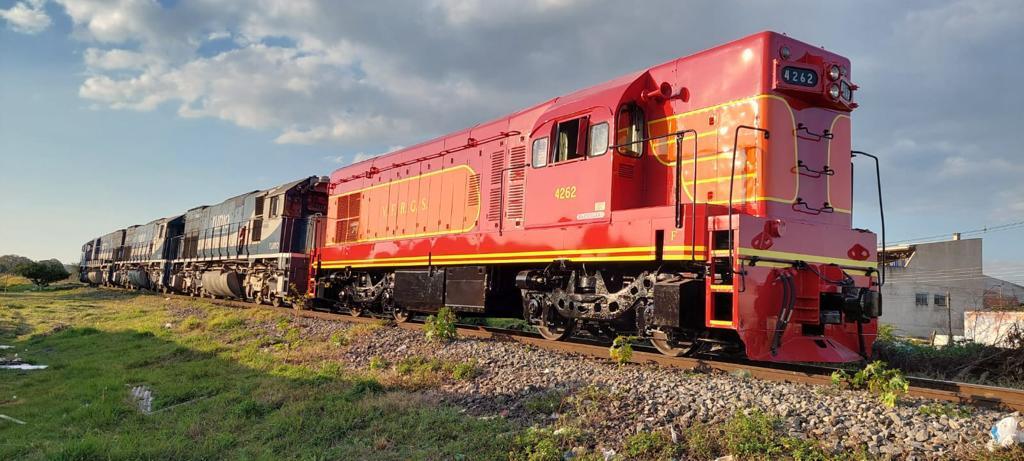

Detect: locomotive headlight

[828,83,840,100]
[828,65,840,81]
[779,46,791,60]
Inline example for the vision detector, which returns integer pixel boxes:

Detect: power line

[888,218,1024,245]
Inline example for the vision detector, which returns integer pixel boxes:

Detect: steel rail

[126,288,1024,412]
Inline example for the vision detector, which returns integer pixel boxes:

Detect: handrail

[609,128,700,260]
[852,150,885,286]
[727,125,770,277]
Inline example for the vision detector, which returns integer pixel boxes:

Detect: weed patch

[831,360,909,407]
[609,335,636,365]
[524,389,566,415]
[623,431,679,459]
[424,307,457,342]
[207,313,246,331]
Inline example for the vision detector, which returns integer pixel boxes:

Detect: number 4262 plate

[781,67,818,87]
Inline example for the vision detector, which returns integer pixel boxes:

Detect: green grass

[0,287,515,460]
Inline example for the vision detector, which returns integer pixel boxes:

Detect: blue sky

[1,0,1023,284]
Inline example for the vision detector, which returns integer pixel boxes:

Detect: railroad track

[150,289,1024,413]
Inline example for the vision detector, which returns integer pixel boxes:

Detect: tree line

[0,254,72,291]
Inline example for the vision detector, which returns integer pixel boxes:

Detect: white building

[879,237,986,338]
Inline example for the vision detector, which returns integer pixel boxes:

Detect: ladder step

[710,284,733,292]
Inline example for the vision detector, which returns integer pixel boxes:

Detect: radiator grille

[618,163,635,179]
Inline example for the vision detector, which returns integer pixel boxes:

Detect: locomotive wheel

[271,296,282,308]
[527,298,574,341]
[649,329,695,357]
[349,305,364,317]
[393,306,410,323]
[538,319,574,341]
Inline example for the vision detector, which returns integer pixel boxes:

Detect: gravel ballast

[339,322,1009,459]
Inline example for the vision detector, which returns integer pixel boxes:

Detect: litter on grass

[130,385,154,413]
[0,364,47,370]
[0,414,26,425]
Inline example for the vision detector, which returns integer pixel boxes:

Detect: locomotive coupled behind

[312,31,881,362]
[81,177,328,307]
[80,31,881,363]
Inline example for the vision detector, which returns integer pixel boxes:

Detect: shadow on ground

[0,326,516,460]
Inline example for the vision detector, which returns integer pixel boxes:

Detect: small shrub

[344,378,384,400]
[180,316,203,331]
[509,427,565,461]
[233,399,274,419]
[395,356,444,375]
[609,335,636,365]
[368,356,389,371]
[724,409,785,457]
[917,402,973,418]
[524,389,566,415]
[424,307,458,342]
[831,360,909,407]
[683,422,722,460]
[877,323,897,342]
[208,314,246,331]
[451,360,479,380]
[623,431,678,459]
[283,327,301,345]
[330,331,349,346]
[317,361,343,380]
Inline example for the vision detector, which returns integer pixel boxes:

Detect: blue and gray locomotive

[79,176,328,305]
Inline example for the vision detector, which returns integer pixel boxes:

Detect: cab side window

[553,118,587,163]
[588,122,609,157]
[532,137,549,167]
[616,104,644,157]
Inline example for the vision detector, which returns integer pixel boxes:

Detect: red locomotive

[311,31,882,363]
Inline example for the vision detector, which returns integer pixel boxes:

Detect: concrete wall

[964,311,1024,346]
[880,238,985,338]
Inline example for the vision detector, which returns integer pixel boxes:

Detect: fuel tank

[201,270,244,299]
[127,270,150,289]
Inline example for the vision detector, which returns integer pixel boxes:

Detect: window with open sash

[616,103,644,157]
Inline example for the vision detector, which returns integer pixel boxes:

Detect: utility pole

[947,289,953,346]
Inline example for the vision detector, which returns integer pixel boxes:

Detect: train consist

[80,31,882,363]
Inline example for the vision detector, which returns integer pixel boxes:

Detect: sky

[1,0,1023,284]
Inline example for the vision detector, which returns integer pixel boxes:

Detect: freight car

[310,31,882,362]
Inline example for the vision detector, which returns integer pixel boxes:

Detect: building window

[531,137,548,167]
[934,294,947,307]
[915,293,929,307]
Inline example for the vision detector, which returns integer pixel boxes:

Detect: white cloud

[84,48,162,70]
[1,0,51,34]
